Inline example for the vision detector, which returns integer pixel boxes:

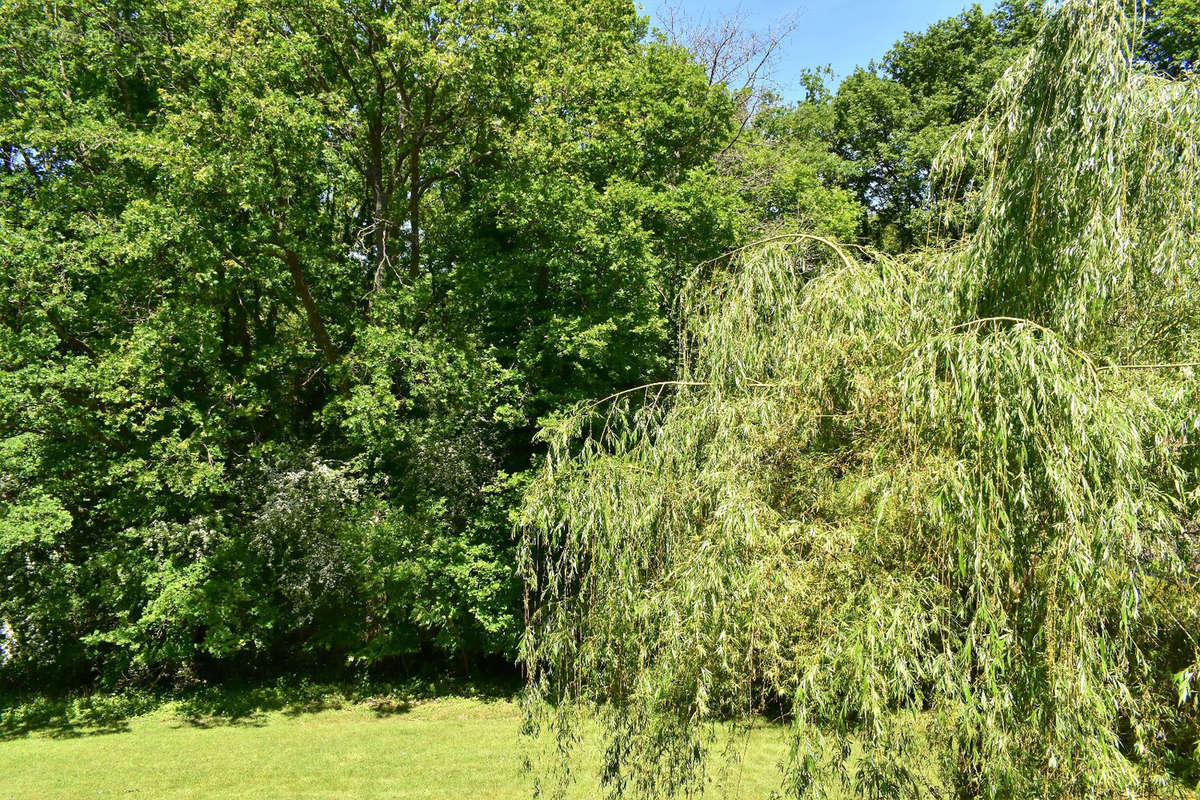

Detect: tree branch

[282,248,340,364]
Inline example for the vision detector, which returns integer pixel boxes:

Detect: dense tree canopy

[826,1,1043,250]
[0,0,746,687]
[1141,0,1200,75]
[723,76,861,242]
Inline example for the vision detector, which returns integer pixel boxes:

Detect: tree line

[0,0,1195,697]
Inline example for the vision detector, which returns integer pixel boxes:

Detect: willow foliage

[520,1,1200,798]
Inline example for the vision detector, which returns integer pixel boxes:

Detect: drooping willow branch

[522,3,1200,799]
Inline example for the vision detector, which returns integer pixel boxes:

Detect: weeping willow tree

[521,1,1200,797]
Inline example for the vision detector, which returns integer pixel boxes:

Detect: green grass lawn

[0,694,793,799]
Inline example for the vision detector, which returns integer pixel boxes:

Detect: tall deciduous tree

[0,0,742,688]
[831,1,1043,250]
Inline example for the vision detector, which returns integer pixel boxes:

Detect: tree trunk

[408,142,421,280]
[368,120,391,302]
[283,248,339,364]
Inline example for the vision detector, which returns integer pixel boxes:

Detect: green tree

[722,75,861,241]
[522,2,1200,798]
[0,0,743,688]
[1141,0,1200,75]
[831,2,1043,250]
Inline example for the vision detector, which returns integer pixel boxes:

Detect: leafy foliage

[723,75,862,242]
[0,0,742,688]
[521,2,1200,797]
[1141,0,1200,76]
[830,2,1044,250]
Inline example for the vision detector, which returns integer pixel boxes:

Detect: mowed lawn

[0,696,793,799]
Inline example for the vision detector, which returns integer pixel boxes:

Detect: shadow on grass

[0,693,146,741]
[1,675,517,740]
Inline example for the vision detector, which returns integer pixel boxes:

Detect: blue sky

[645,0,998,97]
